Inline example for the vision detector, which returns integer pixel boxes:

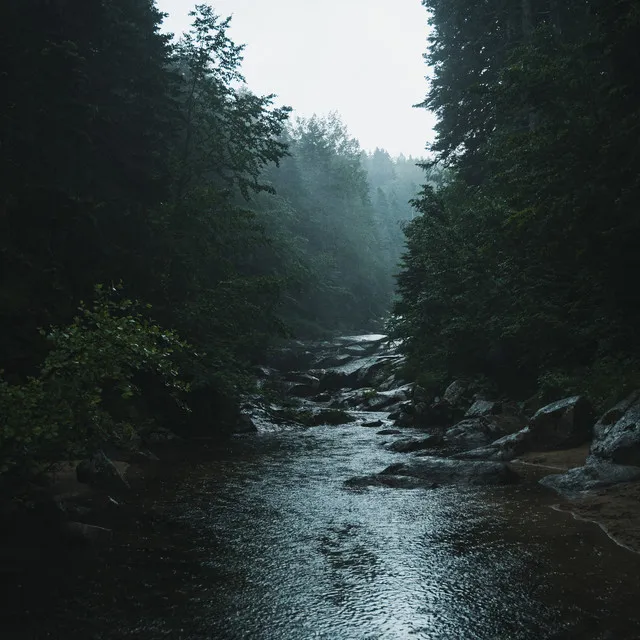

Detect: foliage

[0,287,190,474]
[394,0,640,404]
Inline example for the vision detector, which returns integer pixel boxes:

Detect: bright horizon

[156,0,436,158]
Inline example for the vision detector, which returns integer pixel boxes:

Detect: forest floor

[512,445,640,554]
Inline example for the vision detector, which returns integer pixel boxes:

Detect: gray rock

[413,384,429,404]
[311,409,356,426]
[366,385,412,410]
[378,456,519,486]
[539,462,640,496]
[455,428,532,461]
[61,522,113,545]
[465,399,500,418]
[288,383,319,398]
[377,428,402,435]
[444,415,525,450]
[590,390,640,465]
[385,435,443,453]
[362,419,384,428]
[76,451,130,492]
[235,413,260,433]
[529,396,594,450]
[283,372,320,388]
[443,380,468,405]
[142,426,181,444]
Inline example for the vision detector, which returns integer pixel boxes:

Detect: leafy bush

[0,286,190,475]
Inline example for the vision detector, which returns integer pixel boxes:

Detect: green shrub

[0,286,190,475]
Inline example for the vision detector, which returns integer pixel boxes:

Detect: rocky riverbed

[4,333,640,638]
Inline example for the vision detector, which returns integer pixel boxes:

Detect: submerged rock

[379,456,519,486]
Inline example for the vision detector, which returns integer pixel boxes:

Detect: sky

[156,0,436,158]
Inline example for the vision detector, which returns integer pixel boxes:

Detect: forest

[0,1,427,480]
[2,0,640,483]
[393,0,640,410]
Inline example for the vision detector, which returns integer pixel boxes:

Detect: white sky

[156,0,436,158]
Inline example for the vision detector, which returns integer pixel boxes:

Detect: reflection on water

[13,419,640,639]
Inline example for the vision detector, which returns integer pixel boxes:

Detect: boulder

[528,396,594,450]
[377,429,402,436]
[539,462,640,496]
[590,390,640,465]
[287,383,319,398]
[76,451,130,492]
[61,522,113,546]
[283,372,320,387]
[362,419,384,428]
[454,428,532,461]
[375,457,518,486]
[444,415,525,450]
[141,426,181,444]
[443,380,468,405]
[465,399,501,418]
[311,409,356,426]
[366,385,412,410]
[412,384,429,404]
[385,435,443,453]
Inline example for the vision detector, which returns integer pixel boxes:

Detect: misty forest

[3,1,640,638]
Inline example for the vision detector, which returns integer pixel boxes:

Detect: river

[14,413,640,639]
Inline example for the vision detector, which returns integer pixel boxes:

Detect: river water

[27,411,640,640]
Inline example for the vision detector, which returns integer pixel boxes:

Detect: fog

[156,0,436,157]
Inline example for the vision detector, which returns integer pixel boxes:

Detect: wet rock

[253,365,276,378]
[319,354,403,392]
[379,457,519,486]
[345,475,437,490]
[455,428,532,461]
[362,419,384,428]
[128,449,160,464]
[529,396,594,450]
[444,415,525,450]
[377,428,402,435]
[61,522,113,546]
[412,384,429,404]
[366,385,413,410]
[283,372,320,387]
[313,354,353,369]
[539,462,640,496]
[443,380,469,405]
[590,390,640,465]
[311,409,356,426]
[385,435,443,453]
[465,399,501,418]
[314,392,332,402]
[235,413,260,433]
[142,426,181,444]
[288,383,319,398]
[77,451,130,492]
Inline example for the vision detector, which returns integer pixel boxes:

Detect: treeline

[393,0,640,408]
[0,1,418,476]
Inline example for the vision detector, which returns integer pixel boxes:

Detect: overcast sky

[156,0,436,158]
